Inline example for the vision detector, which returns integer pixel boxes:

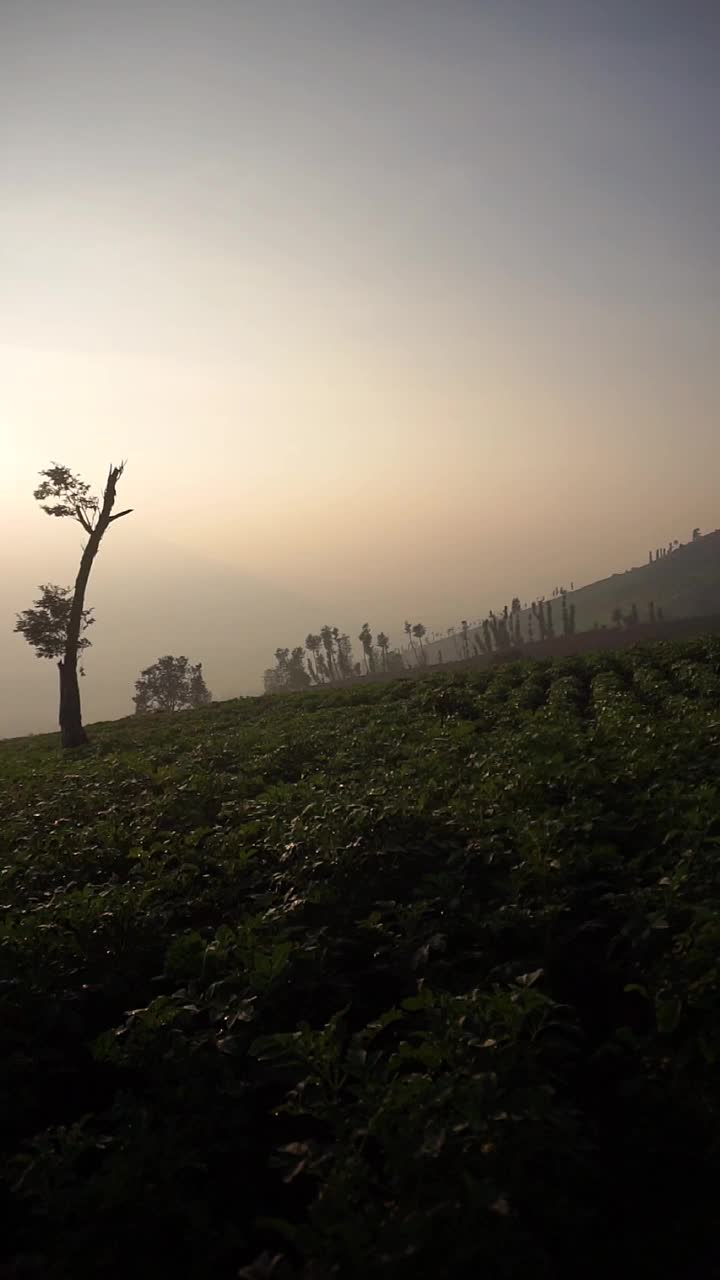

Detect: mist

[3,0,720,737]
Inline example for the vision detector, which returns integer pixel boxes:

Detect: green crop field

[3,637,720,1278]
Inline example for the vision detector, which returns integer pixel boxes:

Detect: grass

[3,637,720,1278]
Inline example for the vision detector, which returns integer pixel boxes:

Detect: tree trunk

[59,465,129,748]
[58,660,88,748]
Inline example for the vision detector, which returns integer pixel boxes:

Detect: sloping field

[3,637,720,1278]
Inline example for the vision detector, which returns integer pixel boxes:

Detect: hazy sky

[2,0,720,735]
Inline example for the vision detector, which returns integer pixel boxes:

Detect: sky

[2,0,719,736]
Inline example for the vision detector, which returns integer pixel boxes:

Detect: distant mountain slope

[567,530,720,630]
[423,529,720,662]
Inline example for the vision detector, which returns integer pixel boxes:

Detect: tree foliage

[133,656,212,714]
[14,585,94,663]
[263,647,311,694]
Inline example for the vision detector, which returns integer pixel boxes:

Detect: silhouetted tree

[611,607,623,628]
[336,633,354,680]
[264,646,310,693]
[693,527,701,541]
[569,603,576,634]
[404,620,417,663]
[376,631,390,671]
[359,622,376,673]
[546,601,555,637]
[14,462,131,747]
[305,634,323,683]
[630,602,639,625]
[134,656,211,713]
[315,651,330,682]
[412,622,427,665]
[482,618,493,653]
[648,601,656,623]
[320,625,336,681]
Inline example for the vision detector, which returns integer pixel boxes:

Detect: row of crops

[2,637,720,1277]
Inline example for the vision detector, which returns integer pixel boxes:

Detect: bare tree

[14,463,132,747]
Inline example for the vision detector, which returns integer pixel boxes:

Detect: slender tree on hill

[359,623,376,673]
[336,633,354,679]
[305,634,323,683]
[14,462,132,748]
[412,622,427,665]
[376,631,390,671]
[320,625,336,681]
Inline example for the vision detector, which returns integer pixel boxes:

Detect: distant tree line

[264,622,418,693]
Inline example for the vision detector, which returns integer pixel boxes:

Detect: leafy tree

[320,625,337,681]
[305,634,323,682]
[404,620,417,664]
[412,622,427,665]
[263,646,311,694]
[336,633,354,680]
[376,631,390,671]
[189,662,212,708]
[15,585,94,666]
[693,527,701,541]
[358,623,376,673]
[611,607,623,628]
[14,462,131,747]
[134,656,211,713]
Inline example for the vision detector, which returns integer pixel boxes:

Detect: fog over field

[3,0,720,735]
